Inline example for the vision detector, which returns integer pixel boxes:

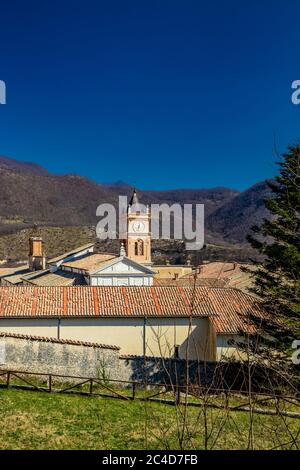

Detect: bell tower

[123,189,152,266]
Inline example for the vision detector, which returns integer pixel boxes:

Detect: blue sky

[0,0,300,190]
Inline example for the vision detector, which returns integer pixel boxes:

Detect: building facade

[0,285,267,361]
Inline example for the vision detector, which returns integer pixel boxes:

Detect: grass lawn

[0,387,299,450]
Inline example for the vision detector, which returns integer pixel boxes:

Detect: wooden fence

[0,369,299,419]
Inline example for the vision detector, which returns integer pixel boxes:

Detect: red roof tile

[208,288,266,334]
[0,286,267,334]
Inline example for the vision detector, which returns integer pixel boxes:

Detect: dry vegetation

[0,224,259,264]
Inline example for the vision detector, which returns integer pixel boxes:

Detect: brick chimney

[29,237,46,271]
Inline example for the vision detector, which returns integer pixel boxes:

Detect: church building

[0,188,269,362]
[1,189,156,287]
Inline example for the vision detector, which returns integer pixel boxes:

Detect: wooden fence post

[132,383,136,400]
[176,384,181,405]
[89,379,93,395]
[225,390,229,409]
[49,375,52,393]
[275,396,280,414]
[6,371,10,388]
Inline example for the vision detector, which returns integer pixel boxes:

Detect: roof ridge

[0,285,265,324]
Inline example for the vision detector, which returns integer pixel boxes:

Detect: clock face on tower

[132,221,145,233]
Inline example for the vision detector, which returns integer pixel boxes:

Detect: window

[174,345,180,359]
[135,239,144,256]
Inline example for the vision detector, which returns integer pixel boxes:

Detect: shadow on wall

[119,356,294,393]
[120,356,217,387]
[179,321,216,362]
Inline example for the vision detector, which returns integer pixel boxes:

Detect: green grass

[0,388,299,450]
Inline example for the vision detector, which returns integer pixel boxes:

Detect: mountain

[0,169,118,233]
[0,156,272,260]
[0,155,50,176]
[0,157,238,233]
[104,184,239,217]
[205,180,272,243]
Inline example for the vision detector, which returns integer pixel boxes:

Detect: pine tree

[247,144,300,342]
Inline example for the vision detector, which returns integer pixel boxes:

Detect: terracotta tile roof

[2,271,31,285]
[0,286,267,334]
[0,264,28,278]
[24,270,85,287]
[178,262,256,293]
[195,262,251,279]
[153,278,227,288]
[21,270,49,280]
[0,331,119,350]
[224,271,255,292]
[61,253,117,272]
[208,288,266,334]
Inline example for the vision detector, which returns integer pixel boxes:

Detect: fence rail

[0,368,299,419]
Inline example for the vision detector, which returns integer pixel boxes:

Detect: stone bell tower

[122,189,152,266]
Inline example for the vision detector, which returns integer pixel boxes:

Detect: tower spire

[129,187,139,207]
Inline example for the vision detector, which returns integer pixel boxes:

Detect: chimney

[29,237,46,271]
[93,237,102,254]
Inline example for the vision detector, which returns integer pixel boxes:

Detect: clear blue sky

[0,0,300,190]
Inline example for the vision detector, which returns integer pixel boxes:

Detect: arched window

[135,239,144,256]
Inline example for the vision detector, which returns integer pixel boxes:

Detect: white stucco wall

[0,316,215,360]
[0,318,58,337]
[60,317,213,360]
[89,275,152,286]
[146,317,215,361]
[216,334,247,360]
[89,258,154,286]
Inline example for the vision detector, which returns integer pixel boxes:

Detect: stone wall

[0,332,120,380]
[0,332,280,393]
[0,332,220,386]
